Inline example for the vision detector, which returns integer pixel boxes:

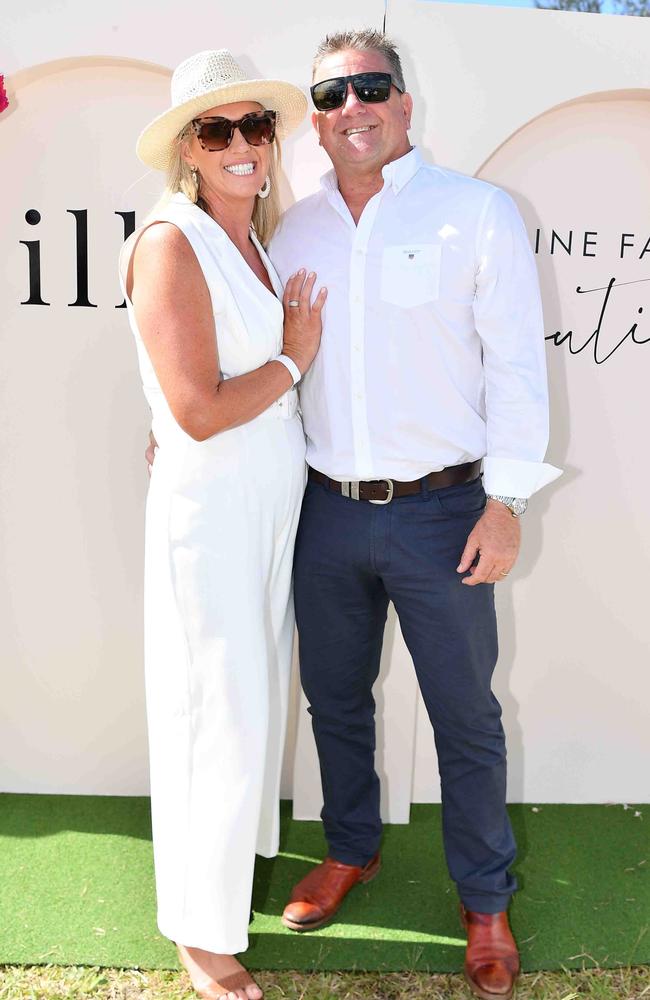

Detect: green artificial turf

[0,795,647,973]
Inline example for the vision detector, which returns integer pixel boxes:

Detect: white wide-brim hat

[137,49,308,171]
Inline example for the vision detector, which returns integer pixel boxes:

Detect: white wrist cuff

[275,354,301,386]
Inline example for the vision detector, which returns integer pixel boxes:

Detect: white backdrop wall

[1,1,649,809]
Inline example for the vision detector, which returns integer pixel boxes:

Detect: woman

[119,50,326,1000]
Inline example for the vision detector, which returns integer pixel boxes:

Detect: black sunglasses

[191,109,276,152]
[310,72,403,112]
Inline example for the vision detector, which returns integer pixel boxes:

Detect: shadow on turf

[0,793,153,841]
[3,794,646,972]
[0,793,534,971]
[248,801,536,966]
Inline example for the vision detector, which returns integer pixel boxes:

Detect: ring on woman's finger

[288,300,300,307]
[499,569,509,577]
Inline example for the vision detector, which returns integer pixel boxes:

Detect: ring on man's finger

[499,570,509,577]
[288,300,300,307]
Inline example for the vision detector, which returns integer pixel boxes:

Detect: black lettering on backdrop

[550,230,572,256]
[19,210,136,308]
[67,210,97,308]
[536,229,650,261]
[114,211,136,309]
[622,234,650,261]
[583,232,597,257]
[545,277,650,364]
[620,233,635,259]
[19,210,50,306]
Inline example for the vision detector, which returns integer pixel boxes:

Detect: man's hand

[456,500,521,585]
[145,430,158,476]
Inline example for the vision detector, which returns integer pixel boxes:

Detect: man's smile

[342,124,377,136]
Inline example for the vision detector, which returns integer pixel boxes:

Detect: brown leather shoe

[461,905,520,1000]
[281,853,381,931]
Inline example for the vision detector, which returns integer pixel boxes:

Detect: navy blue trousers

[293,474,517,913]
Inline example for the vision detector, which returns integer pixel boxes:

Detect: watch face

[512,498,528,516]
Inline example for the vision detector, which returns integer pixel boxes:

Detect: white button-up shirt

[269,147,561,497]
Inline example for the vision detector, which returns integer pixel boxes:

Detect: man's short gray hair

[312,28,406,94]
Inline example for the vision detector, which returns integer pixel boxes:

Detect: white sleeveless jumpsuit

[119,192,306,954]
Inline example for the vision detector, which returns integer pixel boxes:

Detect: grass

[0,965,648,999]
[2,798,648,973]
[1,797,648,996]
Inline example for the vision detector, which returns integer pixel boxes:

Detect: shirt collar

[319,145,424,198]
[381,145,423,193]
[320,169,339,194]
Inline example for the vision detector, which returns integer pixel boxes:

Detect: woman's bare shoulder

[134,220,194,260]
[132,220,202,289]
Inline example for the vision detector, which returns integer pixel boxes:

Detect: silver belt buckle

[341,479,395,504]
[341,481,359,500]
[369,479,394,505]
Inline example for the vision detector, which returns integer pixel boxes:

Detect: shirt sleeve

[267,217,294,286]
[473,186,562,498]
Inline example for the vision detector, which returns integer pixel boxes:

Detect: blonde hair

[144,121,283,246]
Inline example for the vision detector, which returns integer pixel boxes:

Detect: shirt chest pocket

[380,244,441,308]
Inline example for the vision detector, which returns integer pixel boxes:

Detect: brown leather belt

[308,460,482,505]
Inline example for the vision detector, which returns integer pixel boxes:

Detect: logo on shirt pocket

[380,244,441,308]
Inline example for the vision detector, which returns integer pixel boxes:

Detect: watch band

[486,494,528,517]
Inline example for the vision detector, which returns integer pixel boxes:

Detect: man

[267,29,561,1000]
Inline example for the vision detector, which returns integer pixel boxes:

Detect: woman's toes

[246,985,263,1000]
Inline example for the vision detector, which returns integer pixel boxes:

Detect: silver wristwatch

[486,495,528,517]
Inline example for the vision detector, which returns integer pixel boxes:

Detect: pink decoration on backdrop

[0,76,8,113]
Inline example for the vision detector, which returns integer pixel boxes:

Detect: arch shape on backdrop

[477,88,650,804]
[1,57,173,795]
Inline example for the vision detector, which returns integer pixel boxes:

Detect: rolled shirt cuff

[482,456,563,499]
